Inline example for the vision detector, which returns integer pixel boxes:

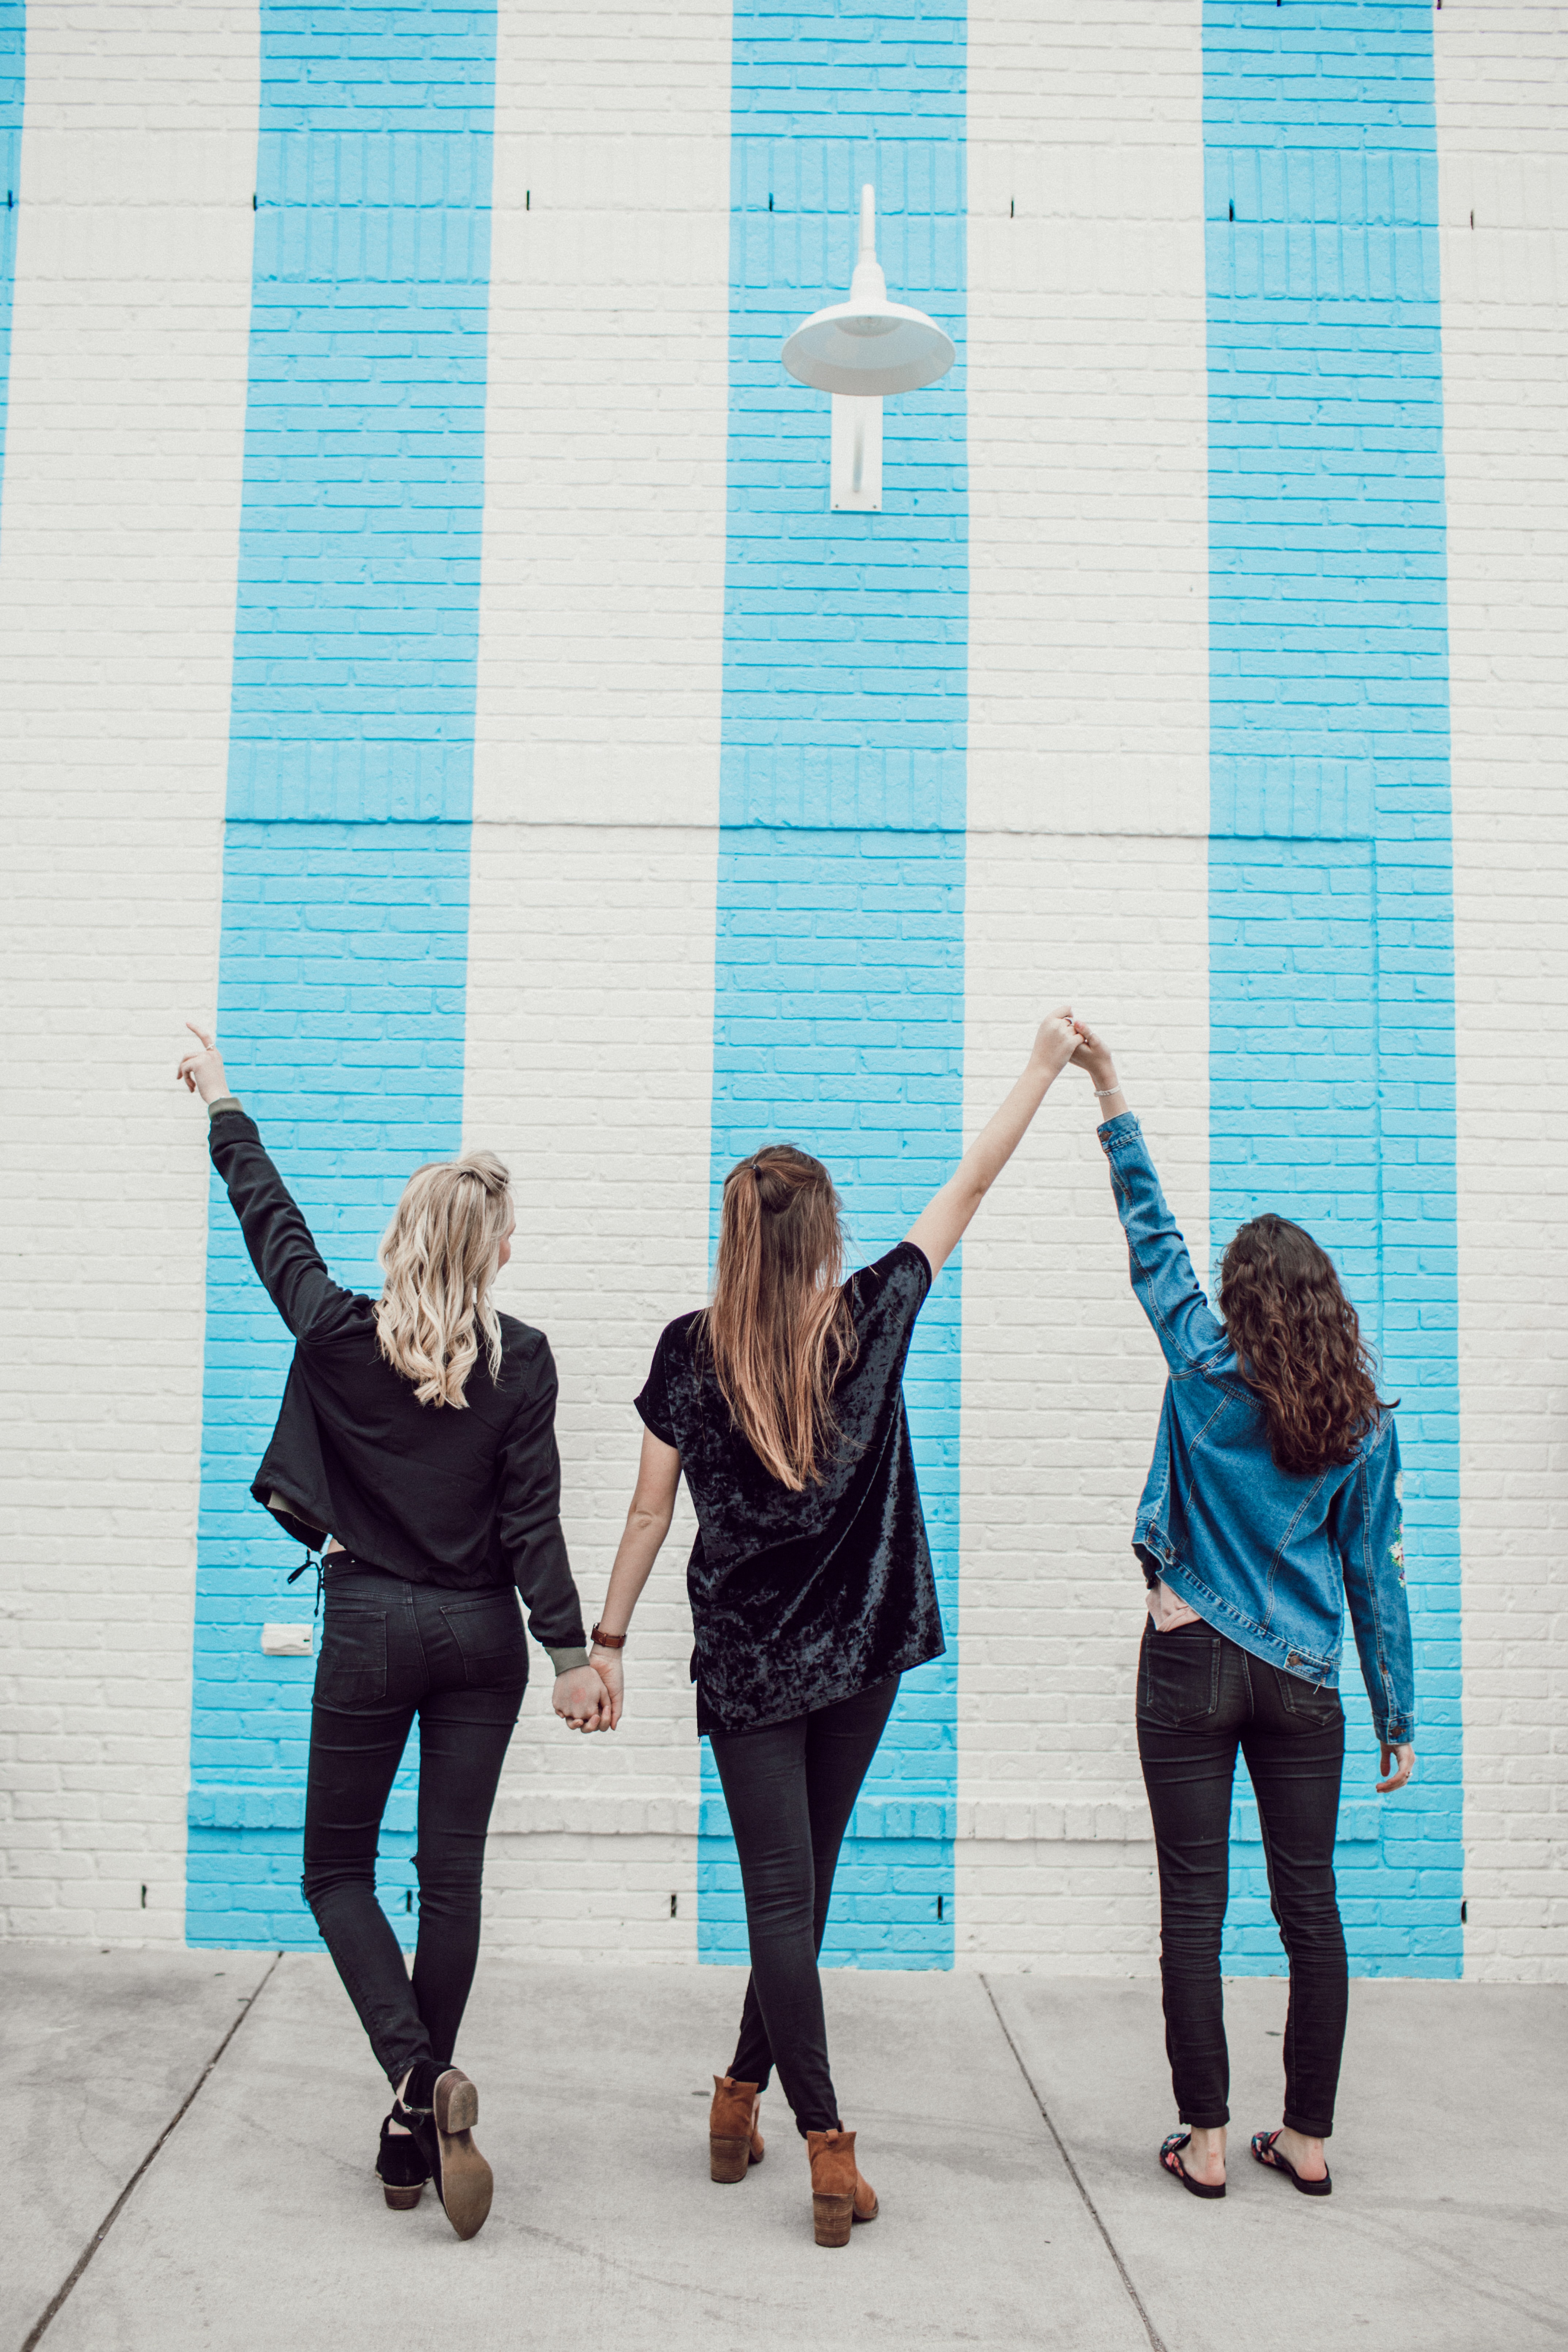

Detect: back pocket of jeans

[1138,1628,1221,1727]
[440,1591,527,1688]
[315,1605,388,1708]
[1273,1667,1342,1724]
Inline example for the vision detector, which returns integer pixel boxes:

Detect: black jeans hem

[1282,2108,1334,2139]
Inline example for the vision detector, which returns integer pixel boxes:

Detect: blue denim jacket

[1100,1115,1415,1743]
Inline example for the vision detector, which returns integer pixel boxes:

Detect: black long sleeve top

[207,1100,588,1667]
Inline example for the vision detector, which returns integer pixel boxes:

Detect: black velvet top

[207,1102,588,1663]
[635,1241,946,1734]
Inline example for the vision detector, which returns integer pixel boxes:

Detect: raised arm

[1069,1020,1227,1374]
[586,1428,682,1730]
[178,1023,352,1341]
[902,1009,1082,1278]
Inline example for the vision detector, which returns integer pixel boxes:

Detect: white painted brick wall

[2,0,1562,1980]
[1438,1,1568,1981]
[462,0,729,1954]
[0,1,257,1943]
[474,0,730,831]
[462,824,719,1956]
[958,0,1208,1972]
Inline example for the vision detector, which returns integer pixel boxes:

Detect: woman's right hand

[590,1647,625,1731]
[177,1022,231,1105]
[1069,1018,1119,1094]
[1378,1742,1415,1793]
[1029,1006,1083,1080]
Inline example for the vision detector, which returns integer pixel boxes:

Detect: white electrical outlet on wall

[260,1624,314,1657]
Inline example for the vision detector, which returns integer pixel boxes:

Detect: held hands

[553,1664,614,1733]
[1030,1007,1083,1082]
[1068,1018,1119,1097]
[176,1022,231,1106]
[589,1648,625,1731]
[1378,1742,1415,1794]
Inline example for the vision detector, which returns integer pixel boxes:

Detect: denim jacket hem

[1145,1538,1414,1743]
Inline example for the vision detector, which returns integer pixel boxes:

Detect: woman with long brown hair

[584,1011,1084,2246]
[1069,1021,1416,2203]
[177,1025,610,2240]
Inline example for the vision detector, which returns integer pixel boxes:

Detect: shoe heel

[435,2072,478,2134]
[382,2183,423,2211]
[813,2190,854,2248]
[710,2133,751,2184]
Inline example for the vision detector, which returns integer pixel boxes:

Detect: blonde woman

[178,1025,609,2240]
[585,1011,1083,2247]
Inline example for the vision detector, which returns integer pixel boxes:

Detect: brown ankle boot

[709,2075,765,2183]
[806,2127,878,2246]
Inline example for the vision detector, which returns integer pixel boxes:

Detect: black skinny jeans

[708,1674,900,2138]
[1137,1617,1348,2139]
[301,1564,526,2087]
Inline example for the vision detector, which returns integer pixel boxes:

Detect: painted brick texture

[474,0,730,831]
[705,0,969,1966]
[0,0,20,489]
[1204,0,1462,1974]
[1,0,1563,1986]
[455,0,730,1960]
[0,0,257,1944]
[189,3,495,1947]
[957,0,1209,1972]
[1438,2,1568,1982]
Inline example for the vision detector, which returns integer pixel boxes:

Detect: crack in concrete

[980,1975,1167,2352]
[19,1951,284,2352]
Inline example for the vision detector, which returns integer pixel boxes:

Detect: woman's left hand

[177,1022,231,1105]
[553,1665,612,1732]
[1377,1741,1415,1793]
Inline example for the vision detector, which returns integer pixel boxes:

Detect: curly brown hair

[1218,1214,1390,1476]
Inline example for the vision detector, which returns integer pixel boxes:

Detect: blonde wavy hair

[374,1150,514,1408]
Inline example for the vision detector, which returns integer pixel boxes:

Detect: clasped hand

[553,1663,615,1733]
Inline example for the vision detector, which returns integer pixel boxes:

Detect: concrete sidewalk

[4,1948,1565,2352]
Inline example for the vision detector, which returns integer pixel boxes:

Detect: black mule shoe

[1159,2130,1226,2198]
[400,2065,493,2241]
[1251,2128,1332,2196]
[376,2111,431,2210]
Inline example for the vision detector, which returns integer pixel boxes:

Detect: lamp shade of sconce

[782,185,955,396]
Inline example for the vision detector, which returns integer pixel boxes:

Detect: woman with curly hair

[1069,1021,1415,2205]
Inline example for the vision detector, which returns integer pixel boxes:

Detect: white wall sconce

[782,185,956,514]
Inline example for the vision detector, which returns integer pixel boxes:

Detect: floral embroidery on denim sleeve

[1390,1528,1406,1586]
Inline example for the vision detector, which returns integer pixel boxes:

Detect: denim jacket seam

[1350,1452,1403,1728]
[1124,1227,1205,1373]
[1263,1473,1331,1636]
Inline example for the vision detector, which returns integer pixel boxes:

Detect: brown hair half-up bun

[700,1145,858,1490]
[1218,1214,1392,1476]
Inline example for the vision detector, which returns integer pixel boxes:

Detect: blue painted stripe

[0,0,23,529]
[188,3,495,1951]
[1204,3,1461,1974]
[700,1,967,1970]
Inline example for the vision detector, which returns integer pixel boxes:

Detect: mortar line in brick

[20,1950,283,2352]
[980,1975,1167,2352]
